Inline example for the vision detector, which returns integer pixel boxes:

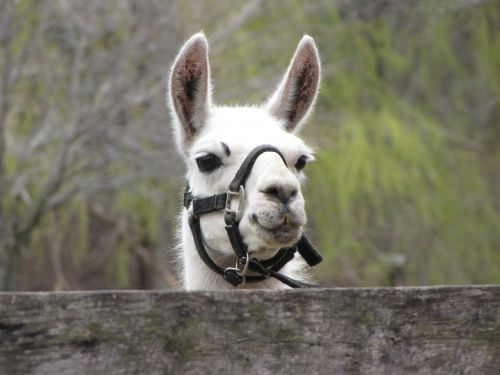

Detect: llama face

[188,107,314,257]
[169,33,320,260]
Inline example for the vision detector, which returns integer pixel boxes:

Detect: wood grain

[1,286,499,374]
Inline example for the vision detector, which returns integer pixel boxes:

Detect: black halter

[184,145,322,288]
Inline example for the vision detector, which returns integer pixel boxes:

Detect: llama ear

[168,33,212,149]
[265,35,321,133]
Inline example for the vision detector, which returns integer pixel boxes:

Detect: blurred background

[0,0,498,291]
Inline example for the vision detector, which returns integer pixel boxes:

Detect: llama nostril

[262,185,298,203]
[251,213,258,223]
[263,186,280,198]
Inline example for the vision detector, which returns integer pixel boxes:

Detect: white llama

[168,33,321,290]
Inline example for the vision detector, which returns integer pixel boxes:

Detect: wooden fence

[1,286,499,374]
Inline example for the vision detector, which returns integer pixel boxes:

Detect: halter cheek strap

[184,144,322,288]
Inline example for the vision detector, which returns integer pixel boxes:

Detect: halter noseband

[184,144,322,288]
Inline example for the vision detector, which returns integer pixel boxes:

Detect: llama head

[168,33,320,259]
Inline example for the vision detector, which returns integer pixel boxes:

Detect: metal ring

[236,254,249,276]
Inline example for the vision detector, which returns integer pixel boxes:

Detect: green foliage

[302,2,500,285]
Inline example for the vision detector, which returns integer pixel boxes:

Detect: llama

[168,33,321,290]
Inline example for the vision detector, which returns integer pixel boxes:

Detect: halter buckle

[225,185,245,222]
[223,254,249,286]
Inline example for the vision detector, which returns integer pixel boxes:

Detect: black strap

[296,234,323,266]
[184,188,227,217]
[228,145,287,192]
[188,214,225,275]
[193,193,227,217]
[260,247,295,268]
[267,269,320,288]
[183,187,193,209]
[225,222,248,260]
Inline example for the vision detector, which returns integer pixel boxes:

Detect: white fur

[168,33,321,290]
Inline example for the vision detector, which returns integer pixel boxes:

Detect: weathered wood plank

[0,286,499,374]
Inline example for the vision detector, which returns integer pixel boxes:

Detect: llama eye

[196,154,222,173]
[295,155,307,171]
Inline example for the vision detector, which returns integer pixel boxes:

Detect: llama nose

[262,184,298,203]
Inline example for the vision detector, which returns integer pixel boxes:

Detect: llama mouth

[248,211,303,246]
[253,222,302,246]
